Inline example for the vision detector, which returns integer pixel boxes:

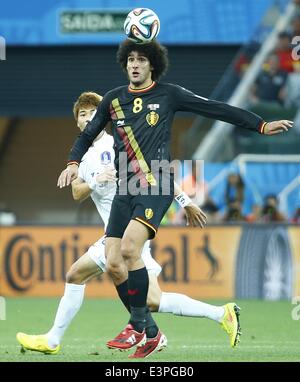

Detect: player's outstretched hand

[264,120,293,135]
[184,202,207,228]
[57,164,78,188]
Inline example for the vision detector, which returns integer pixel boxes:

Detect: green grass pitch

[0,297,299,362]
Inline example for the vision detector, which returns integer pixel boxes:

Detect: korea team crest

[145,208,154,220]
[100,151,111,165]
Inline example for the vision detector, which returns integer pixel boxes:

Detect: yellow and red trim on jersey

[135,217,157,236]
[128,81,157,94]
[117,127,148,186]
[123,126,157,186]
[259,121,268,134]
[111,98,125,119]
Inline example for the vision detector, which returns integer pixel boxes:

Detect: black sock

[128,267,149,307]
[129,308,159,336]
[129,306,147,333]
[115,280,130,313]
[145,308,159,338]
[128,267,149,332]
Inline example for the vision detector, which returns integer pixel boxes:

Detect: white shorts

[88,235,162,276]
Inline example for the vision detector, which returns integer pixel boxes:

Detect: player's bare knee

[66,265,83,284]
[120,237,137,262]
[106,258,125,279]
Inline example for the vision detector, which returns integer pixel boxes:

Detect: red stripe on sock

[128,289,139,296]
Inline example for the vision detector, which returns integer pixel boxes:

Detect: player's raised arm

[170,84,293,135]
[57,95,111,188]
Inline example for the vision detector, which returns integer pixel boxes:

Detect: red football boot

[128,330,167,358]
[106,324,146,350]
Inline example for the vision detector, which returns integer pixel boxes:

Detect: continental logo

[1,231,221,291]
[0,233,99,292]
[0,227,236,299]
[145,208,154,220]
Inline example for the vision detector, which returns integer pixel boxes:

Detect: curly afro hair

[116,39,169,81]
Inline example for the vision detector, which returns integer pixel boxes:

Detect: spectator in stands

[180,162,205,207]
[222,173,245,222]
[246,204,262,223]
[170,163,209,226]
[250,53,287,106]
[260,194,286,222]
[234,52,250,78]
[291,15,300,36]
[201,195,221,224]
[291,207,300,223]
[284,16,300,134]
[223,199,245,222]
[225,173,244,206]
[274,31,295,73]
[234,43,259,79]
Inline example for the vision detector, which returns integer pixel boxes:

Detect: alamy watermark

[291,36,300,61]
[0,296,6,320]
[291,296,300,320]
[116,155,205,201]
[0,36,6,61]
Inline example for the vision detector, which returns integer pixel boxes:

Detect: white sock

[158,292,225,323]
[47,283,85,348]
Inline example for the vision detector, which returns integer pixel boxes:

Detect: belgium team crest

[146,111,159,127]
[145,208,154,220]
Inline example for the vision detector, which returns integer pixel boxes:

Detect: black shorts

[106,192,174,239]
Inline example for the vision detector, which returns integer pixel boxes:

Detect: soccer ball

[124,8,160,44]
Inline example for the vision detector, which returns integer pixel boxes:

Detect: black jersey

[69,82,264,185]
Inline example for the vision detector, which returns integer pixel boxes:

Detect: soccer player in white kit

[16,92,240,357]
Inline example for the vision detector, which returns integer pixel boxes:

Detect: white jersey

[78,132,116,229]
[77,132,161,276]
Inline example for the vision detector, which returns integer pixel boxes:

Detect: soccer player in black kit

[58,39,293,358]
